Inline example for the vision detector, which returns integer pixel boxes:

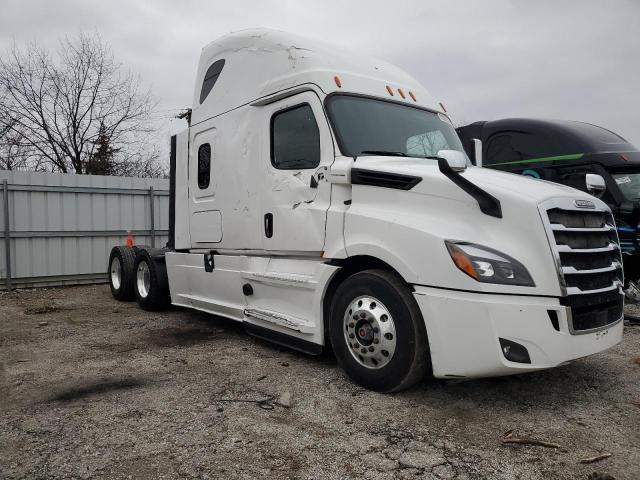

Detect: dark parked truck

[457,118,640,291]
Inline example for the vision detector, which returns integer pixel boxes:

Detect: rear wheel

[133,249,170,311]
[108,246,136,301]
[329,269,431,392]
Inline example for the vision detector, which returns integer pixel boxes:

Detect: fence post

[149,186,155,248]
[3,179,12,291]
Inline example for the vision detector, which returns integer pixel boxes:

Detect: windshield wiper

[359,150,408,157]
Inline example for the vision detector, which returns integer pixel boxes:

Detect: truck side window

[271,104,320,170]
[198,143,211,189]
[559,168,593,193]
[486,131,568,165]
[199,59,225,104]
[486,134,518,165]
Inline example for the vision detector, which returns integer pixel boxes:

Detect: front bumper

[413,285,623,379]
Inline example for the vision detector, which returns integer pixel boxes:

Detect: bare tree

[0,126,31,171]
[406,131,449,157]
[0,33,163,177]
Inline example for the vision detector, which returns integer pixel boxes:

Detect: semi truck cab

[108,30,624,392]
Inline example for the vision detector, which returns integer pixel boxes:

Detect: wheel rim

[343,295,396,369]
[136,261,151,299]
[110,257,122,290]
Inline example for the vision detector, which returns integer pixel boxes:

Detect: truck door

[260,91,333,254]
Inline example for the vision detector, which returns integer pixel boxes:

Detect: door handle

[264,213,273,238]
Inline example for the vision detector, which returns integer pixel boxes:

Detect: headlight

[445,241,535,287]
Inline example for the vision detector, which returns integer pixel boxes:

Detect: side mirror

[437,149,467,172]
[586,173,606,198]
[472,139,483,167]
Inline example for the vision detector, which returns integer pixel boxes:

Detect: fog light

[499,338,531,364]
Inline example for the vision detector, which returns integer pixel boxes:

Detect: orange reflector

[334,76,342,88]
[397,88,406,99]
[439,102,447,112]
[446,243,477,279]
[386,85,394,96]
[409,91,416,102]
[125,230,134,247]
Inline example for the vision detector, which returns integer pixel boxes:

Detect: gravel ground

[0,285,639,480]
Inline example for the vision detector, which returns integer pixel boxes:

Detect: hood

[344,156,613,296]
[352,156,607,209]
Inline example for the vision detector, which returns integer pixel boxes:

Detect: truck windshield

[612,172,640,200]
[326,94,467,160]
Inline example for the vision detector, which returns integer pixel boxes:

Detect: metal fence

[0,170,169,290]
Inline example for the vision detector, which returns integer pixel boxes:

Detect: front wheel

[329,269,431,392]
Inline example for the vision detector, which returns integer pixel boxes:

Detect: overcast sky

[2,0,639,156]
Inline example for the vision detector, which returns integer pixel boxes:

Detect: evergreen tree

[85,124,119,175]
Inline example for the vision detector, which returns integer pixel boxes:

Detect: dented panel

[260,90,335,254]
[187,104,263,250]
[190,28,439,126]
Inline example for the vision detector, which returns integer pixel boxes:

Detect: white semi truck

[108,29,624,392]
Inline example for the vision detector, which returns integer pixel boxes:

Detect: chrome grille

[541,201,624,334]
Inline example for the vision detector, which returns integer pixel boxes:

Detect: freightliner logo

[574,199,596,209]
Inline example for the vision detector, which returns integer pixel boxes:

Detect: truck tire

[133,249,170,311]
[329,269,431,392]
[108,246,136,301]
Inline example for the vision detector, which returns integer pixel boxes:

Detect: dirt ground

[0,285,638,480]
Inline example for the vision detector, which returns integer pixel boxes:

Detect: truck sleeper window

[326,94,465,159]
[198,143,211,189]
[271,104,320,170]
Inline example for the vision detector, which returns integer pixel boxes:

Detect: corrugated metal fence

[0,170,169,290]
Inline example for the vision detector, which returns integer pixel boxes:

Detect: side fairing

[186,104,263,250]
[173,129,191,250]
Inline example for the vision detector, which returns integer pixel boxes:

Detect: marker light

[445,241,535,286]
[409,91,417,101]
[386,85,394,96]
[446,243,477,279]
[334,76,342,88]
[397,88,406,99]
